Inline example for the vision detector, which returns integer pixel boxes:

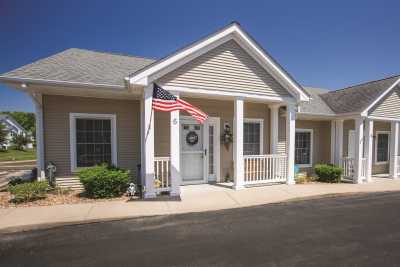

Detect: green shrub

[314,164,343,183]
[8,181,49,203]
[79,164,130,198]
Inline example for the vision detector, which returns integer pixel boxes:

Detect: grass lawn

[0,149,36,162]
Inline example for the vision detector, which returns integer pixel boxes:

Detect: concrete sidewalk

[1,178,400,233]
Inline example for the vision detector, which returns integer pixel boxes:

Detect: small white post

[142,84,156,198]
[170,93,181,196]
[365,119,374,182]
[31,93,45,180]
[390,121,399,179]
[286,103,296,185]
[354,117,364,183]
[335,120,344,166]
[233,98,244,190]
[330,120,336,164]
[270,104,279,154]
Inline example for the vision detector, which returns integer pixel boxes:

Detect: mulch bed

[0,190,131,208]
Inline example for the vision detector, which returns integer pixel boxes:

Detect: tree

[12,133,29,151]
[1,112,35,136]
[0,123,7,148]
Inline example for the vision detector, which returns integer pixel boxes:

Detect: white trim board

[128,23,309,102]
[375,131,390,165]
[69,113,117,173]
[295,128,314,168]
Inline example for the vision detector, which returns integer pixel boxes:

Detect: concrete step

[56,177,84,190]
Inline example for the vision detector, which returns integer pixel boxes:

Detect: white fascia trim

[244,118,264,155]
[375,131,390,165]
[295,128,314,168]
[162,85,294,104]
[368,116,400,122]
[0,76,126,90]
[69,113,118,173]
[361,77,400,116]
[128,24,308,102]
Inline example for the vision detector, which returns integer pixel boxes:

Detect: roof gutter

[0,76,127,91]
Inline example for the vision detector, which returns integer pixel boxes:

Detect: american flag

[152,84,208,123]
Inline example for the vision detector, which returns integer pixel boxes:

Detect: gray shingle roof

[299,87,335,115]
[0,48,155,87]
[320,75,400,114]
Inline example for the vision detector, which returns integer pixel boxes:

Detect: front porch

[332,118,400,183]
[142,88,297,198]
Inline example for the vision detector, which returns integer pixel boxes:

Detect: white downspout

[29,91,45,180]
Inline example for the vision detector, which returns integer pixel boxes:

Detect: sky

[0,0,399,112]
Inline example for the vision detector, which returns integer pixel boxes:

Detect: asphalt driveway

[1,192,400,266]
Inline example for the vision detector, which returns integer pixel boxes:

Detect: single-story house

[0,22,399,197]
[0,114,33,150]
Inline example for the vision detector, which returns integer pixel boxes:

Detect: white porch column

[170,94,181,196]
[142,85,156,198]
[31,92,45,180]
[390,121,399,179]
[354,117,364,183]
[330,121,336,164]
[270,105,279,154]
[365,119,374,182]
[335,120,344,166]
[233,98,244,190]
[286,104,296,185]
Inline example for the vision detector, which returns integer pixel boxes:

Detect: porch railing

[244,154,287,184]
[341,157,367,180]
[154,157,171,193]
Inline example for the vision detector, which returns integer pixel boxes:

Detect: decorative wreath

[186,131,199,146]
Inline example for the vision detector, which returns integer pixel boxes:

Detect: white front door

[181,117,206,184]
[180,116,220,184]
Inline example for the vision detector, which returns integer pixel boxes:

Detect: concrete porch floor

[1,178,400,233]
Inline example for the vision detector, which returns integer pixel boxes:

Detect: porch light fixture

[221,123,233,149]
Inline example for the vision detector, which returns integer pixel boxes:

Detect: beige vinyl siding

[158,40,291,97]
[154,98,271,180]
[295,120,331,175]
[43,95,140,178]
[277,115,286,154]
[370,87,400,119]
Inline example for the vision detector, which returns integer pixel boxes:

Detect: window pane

[209,126,214,175]
[243,122,261,155]
[76,118,113,168]
[295,132,311,165]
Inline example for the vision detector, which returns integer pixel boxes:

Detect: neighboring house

[0,114,33,150]
[0,22,399,198]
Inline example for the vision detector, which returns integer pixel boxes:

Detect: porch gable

[369,87,400,119]
[158,40,292,98]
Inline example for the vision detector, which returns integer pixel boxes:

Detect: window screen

[295,131,311,165]
[76,119,112,167]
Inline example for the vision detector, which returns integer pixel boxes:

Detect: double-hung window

[243,119,263,155]
[375,131,389,164]
[295,129,313,167]
[70,113,117,172]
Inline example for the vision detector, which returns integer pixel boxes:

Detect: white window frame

[375,131,390,165]
[295,128,313,168]
[244,118,264,155]
[69,113,117,173]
